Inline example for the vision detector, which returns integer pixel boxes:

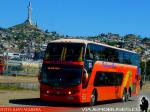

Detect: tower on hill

[25,1,32,24]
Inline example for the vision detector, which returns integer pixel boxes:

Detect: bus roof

[51,39,137,54]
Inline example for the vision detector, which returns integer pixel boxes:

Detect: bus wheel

[121,90,128,102]
[89,91,96,106]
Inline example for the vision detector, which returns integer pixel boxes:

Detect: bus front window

[41,66,82,87]
[44,43,85,62]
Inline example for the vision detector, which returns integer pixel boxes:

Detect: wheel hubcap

[122,95,125,101]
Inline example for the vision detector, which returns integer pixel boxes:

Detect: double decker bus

[39,39,141,106]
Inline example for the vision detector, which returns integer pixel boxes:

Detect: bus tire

[121,90,128,102]
[89,91,97,106]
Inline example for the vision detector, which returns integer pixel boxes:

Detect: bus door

[94,72,123,101]
[94,72,115,100]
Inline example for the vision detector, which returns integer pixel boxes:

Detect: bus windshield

[44,43,85,61]
[41,66,82,87]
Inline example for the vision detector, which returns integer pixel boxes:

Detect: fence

[3,60,42,76]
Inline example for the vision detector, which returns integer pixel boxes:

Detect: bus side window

[94,52,100,60]
[94,72,123,86]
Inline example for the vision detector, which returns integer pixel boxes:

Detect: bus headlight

[68,90,79,95]
[46,90,50,94]
[68,91,72,95]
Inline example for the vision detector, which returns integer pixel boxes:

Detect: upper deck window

[85,43,140,67]
[44,43,85,62]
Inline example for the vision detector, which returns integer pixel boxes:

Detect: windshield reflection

[41,66,82,87]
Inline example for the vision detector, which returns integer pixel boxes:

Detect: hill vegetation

[0,22,150,55]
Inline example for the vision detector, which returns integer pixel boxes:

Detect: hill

[0,22,150,58]
[0,21,64,53]
[9,22,39,31]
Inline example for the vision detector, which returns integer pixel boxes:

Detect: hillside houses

[0,23,150,61]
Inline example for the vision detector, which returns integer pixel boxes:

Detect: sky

[0,0,150,37]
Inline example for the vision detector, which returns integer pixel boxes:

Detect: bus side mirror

[83,69,89,86]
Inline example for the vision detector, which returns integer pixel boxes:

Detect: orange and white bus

[39,39,141,106]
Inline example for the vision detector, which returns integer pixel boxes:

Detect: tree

[140,61,145,76]
[140,60,150,76]
[45,29,49,33]
[147,60,150,76]
[124,34,137,41]
[135,47,142,53]
[142,37,150,43]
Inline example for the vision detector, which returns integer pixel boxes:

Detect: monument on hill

[25,1,32,24]
[9,1,39,30]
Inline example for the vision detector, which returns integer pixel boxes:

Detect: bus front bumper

[40,93,82,103]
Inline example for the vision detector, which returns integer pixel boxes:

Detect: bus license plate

[67,96,74,100]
